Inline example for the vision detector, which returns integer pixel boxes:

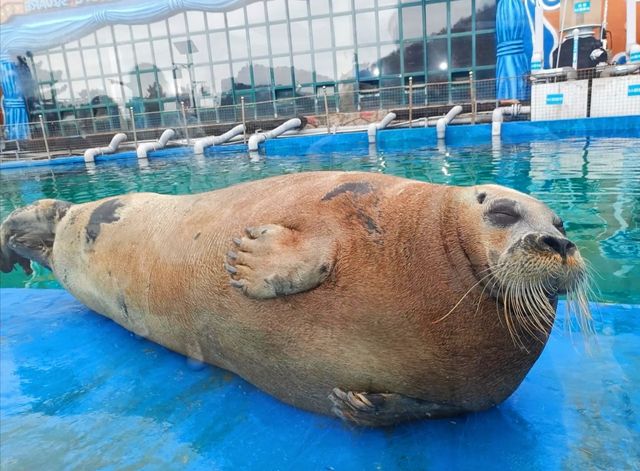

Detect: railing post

[469,71,477,125]
[408,76,413,128]
[241,96,247,144]
[181,101,190,145]
[323,86,330,133]
[129,107,138,148]
[39,115,51,160]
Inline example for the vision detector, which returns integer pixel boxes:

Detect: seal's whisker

[432,268,498,324]
[503,278,528,351]
[582,258,604,282]
[502,274,528,336]
[474,267,501,318]
[517,283,546,343]
[560,265,595,350]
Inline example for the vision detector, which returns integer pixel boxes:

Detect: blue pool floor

[1,289,639,470]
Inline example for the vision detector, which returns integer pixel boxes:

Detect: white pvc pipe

[628,0,640,63]
[248,118,302,152]
[193,124,245,154]
[367,112,397,144]
[491,105,531,137]
[136,129,175,159]
[601,0,609,48]
[531,0,544,71]
[436,105,463,140]
[572,28,580,70]
[84,132,127,163]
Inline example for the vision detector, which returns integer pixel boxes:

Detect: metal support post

[39,115,50,160]
[323,86,330,133]
[129,107,138,148]
[241,96,247,144]
[408,77,413,128]
[469,71,477,125]
[181,101,190,145]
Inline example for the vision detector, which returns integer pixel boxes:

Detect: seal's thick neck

[437,187,481,286]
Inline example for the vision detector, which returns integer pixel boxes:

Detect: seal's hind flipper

[0,199,71,273]
[329,388,466,427]
[225,224,334,299]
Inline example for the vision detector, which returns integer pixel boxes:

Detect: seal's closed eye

[553,217,566,235]
[486,199,520,226]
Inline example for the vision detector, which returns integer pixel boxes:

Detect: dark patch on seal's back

[86,199,123,243]
[356,209,382,236]
[321,182,373,201]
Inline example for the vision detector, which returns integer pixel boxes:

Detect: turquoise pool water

[1,136,639,304]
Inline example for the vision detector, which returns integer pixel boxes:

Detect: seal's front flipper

[226,224,334,299]
[329,388,466,427]
[0,199,71,274]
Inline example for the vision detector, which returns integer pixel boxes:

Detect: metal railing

[1,69,637,161]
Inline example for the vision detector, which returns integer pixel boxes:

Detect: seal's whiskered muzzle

[487,237,593,349]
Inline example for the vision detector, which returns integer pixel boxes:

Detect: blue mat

[1,289,638,470]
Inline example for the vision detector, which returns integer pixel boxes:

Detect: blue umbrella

[0,58,30,140]
[496,0,531,101]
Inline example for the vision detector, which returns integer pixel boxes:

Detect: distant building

[0,0,636,136]
[1,0,499,126]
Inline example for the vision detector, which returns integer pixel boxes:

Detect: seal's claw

[230,279,245,289]
[330,388,380,427]
[232,237,242,247]
[331,387,348,401]
[227,251,238,260]
[224,262,237,274]
[245,226,272,239]
[348,391,375,411]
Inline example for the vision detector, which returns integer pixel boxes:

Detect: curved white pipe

[136,129,175,159]
[367,112,397,144]
[491,105,531,137]
[436,105,463,140]
[83,133,127,163]
[193,124,245,154]
[248,118,302,152]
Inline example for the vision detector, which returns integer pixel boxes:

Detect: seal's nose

[538,235,576,259]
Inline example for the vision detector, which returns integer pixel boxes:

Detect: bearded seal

[0,171,591,426]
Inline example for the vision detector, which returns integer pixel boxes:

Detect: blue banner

[574,1,591,13]
[628,84,640,97]
[546,93,564,105]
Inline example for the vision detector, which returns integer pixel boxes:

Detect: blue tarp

[1,288,638,469]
